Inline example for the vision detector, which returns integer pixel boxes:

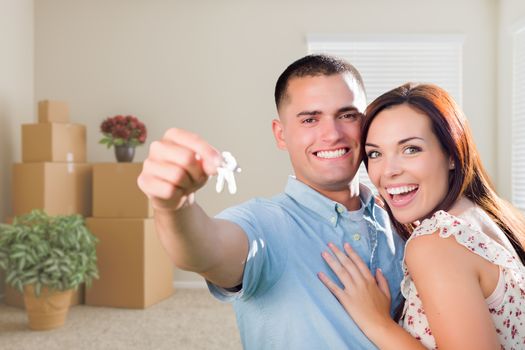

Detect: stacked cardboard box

[5,101,92,308]
[85,163,174,309]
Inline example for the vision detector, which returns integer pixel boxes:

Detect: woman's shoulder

[401,211,485,300]
[404,222,466,270]
[405,210,522,273]
[404,211,469,260]
[411,210,465,238]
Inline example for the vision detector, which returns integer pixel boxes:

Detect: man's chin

[297,171,358,190]
[313,178,355,192]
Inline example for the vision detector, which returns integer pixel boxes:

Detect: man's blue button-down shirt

[209,176,405,349]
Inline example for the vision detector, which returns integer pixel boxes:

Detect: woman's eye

[404,146,421,154]
[367,150,380,159]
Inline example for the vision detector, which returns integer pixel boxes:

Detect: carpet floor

[0,288,241,350]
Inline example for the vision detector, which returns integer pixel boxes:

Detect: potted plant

[99,114,147,162]
[0,210,99,330]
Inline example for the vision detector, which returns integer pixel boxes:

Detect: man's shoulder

[216,194,290,220]
[214,195,297,247]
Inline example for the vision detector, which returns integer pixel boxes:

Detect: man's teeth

[386,185,418,195]
[316,149,347,159]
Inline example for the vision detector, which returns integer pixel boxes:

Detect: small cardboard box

[12,163,92,217]
[22,123,86,163]
[85,218,174,308]
[93,163,153,218]
[4,284,84,309]
[38,100,69,123]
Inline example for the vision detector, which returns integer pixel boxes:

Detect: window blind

[512,28,525,211]
[307,35,464,194]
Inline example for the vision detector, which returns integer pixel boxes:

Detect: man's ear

[272,119,287,150]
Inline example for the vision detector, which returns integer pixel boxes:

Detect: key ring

[215,151,241,194]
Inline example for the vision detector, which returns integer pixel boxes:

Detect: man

[137,54,404,349]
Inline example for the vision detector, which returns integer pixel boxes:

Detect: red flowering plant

[99,115,147,148]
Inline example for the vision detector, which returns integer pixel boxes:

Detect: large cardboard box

[85,218,174,308]
[4,284,84,308]
[38,100,69,123]
[22,123,86,162]
[93,163,153,218]
[12,163,92,217]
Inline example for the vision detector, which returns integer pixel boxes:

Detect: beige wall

[32,0,498,286]
[0,0,34,294]
[498,0,525,199]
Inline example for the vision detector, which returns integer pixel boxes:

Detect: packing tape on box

[67,153,74,173]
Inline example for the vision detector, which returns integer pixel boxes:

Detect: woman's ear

[449,157,455,170]
[272,119,287,150]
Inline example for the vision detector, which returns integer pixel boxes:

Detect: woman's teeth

[386,185,418,195]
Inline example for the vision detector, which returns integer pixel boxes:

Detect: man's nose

[320,119,342,142]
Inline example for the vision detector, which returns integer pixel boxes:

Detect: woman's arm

[405,233,500,350]
[319,234,502,350]
[319,243,426,350]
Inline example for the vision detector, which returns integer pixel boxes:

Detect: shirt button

[352,233,361,241]
[330,216,337,224]
[336,206,345,213]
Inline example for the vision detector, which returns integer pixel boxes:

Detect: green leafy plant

[0,210,99,297]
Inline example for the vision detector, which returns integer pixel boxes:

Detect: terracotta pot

[23,285,73,331]
[114,144,135,162]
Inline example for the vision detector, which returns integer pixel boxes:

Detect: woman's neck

[447,196,475,217]
[412,196,474,227]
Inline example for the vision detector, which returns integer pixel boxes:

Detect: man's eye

[367,150,380,159]
[302,118,316,124]
[404,146,421,155]
[340,112,361,120]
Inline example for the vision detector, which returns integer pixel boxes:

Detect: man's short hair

[274,54,365,110]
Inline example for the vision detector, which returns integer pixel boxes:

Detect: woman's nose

[383,156,402,177]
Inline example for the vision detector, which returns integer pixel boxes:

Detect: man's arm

[137,128,248,288]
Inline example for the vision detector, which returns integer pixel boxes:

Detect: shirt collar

[284,176,375,225]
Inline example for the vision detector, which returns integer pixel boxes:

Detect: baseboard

[173,280,207,289]
[0,283,205,302]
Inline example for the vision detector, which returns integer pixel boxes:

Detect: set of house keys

[215,151,241,194]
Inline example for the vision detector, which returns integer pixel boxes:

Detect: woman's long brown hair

[363,83,525,265]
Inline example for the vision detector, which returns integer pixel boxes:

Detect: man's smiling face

[272,73,366,196]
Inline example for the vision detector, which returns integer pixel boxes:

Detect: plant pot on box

[114,144,136,162]
[0,210,99,331]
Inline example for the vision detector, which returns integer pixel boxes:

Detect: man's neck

[314,181,361,211]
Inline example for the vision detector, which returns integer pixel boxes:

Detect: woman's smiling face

[365,103,453,224]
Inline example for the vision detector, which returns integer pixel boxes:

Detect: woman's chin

[391,212,416,225]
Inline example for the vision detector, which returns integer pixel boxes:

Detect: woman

[318,83,525,349]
